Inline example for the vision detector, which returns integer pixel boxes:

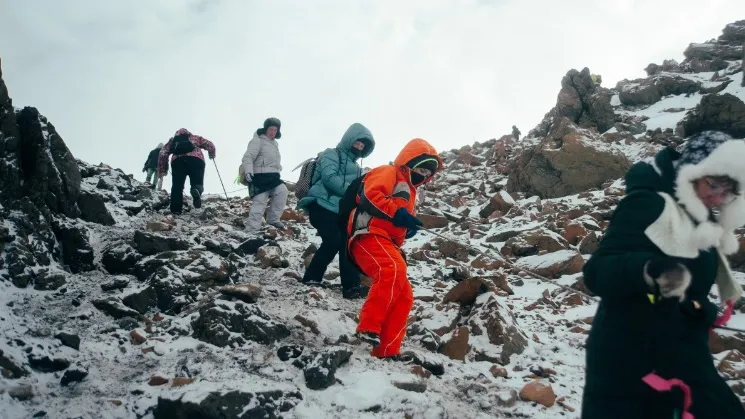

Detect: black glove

[644,257,691,301]
[393,208,423,230]
[406,228,418,239]
[680,299,719,327]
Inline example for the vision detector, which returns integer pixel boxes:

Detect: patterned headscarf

[678,131,735,166]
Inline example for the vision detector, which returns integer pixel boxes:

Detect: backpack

[337,174,365,233]
[171,133,195,155]
[294,148,342,199]
[237,164,250,186]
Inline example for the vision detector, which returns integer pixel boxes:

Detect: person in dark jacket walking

[142,143,163,188]
[298,123,375,299]
[511,125,521,141]
[158,128,216,215]
[581,131,745,419]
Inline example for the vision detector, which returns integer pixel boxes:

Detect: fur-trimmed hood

[674,131,745,255]
[627,132,745,255]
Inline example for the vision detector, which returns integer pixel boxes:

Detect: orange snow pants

[351,234,414,358]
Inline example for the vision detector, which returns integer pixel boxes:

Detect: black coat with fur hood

[581,132,745,419]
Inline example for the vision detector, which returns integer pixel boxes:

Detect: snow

[615,70,745,134]
[498,189,515,205]
[515,249,578,269]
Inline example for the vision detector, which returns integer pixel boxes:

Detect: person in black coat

[581,131,745,419]
[142,143,163,189]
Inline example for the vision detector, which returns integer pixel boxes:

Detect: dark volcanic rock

[153,388,303,419]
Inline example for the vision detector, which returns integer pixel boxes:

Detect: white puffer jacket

[241,131,282,175]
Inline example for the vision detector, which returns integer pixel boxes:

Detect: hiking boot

[355,331,380,347]
[190,187,202,209]
[269,221,286,230]
[343,285,370,300]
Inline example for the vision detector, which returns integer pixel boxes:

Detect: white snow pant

[246,183,288,232]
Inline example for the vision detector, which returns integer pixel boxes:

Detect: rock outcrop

[676,93,745,138]
[506,118,630,198]
[616,75,700,107]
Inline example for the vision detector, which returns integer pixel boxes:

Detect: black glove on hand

[406,228,418,239]
[644,257,691,301]
[679,299,719,326]
[393,208,423,230]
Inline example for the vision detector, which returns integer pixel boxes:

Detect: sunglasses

[703,177,738,195]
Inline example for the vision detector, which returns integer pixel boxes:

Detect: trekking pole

[212,159,233,208]
[420,227,599,302]
[714,325,745,333]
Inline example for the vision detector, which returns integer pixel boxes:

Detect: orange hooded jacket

[347,138,443,247]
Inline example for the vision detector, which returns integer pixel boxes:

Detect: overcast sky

[1,0,743,197]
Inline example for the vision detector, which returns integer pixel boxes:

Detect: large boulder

[16,107,81,218]
[676,93,745,138]
[191,300,290,347]
[555,67,615,133]
[616,75,701,107]
[468,293,529,365]
[683,42,743,61]
[719,20,745,44]
[293,348,353,390]
[123,272,195,315]
[153,386,303,419]
[77,190,115,225]
[0,58,22,203]
[102,242,142,275]
[514,250,584,278]
[506,119,630,198]
[51,218,94,273]
[1,198,57,286]
[133,230,190,256]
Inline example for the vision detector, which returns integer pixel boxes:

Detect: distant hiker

[581,131,745,419]
[158,128,216,215]
[297,123,375,299]
[142,143,163,189]
[511,125,521,141]
[348,138,442,359]
[241,117,288,233]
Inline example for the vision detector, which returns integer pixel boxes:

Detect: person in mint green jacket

[298,123,375,298]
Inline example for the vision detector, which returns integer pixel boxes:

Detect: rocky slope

[1,21,745,419]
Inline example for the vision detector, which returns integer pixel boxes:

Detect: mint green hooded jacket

[297,123,375,214]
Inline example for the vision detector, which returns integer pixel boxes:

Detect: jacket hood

[175,128,191,136]
[393,138,443,184]
[673,132,745,232]
[626,141,745,255]
[624,147,679,196]
[338,123,375,158]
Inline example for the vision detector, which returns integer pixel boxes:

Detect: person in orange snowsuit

[347,138,443,358]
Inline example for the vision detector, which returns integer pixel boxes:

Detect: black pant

[302,203,360,290]
[170,156,205,213]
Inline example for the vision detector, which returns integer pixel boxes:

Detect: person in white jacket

[241,117,288,233]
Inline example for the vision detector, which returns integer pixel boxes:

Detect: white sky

[1,0,743,197]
